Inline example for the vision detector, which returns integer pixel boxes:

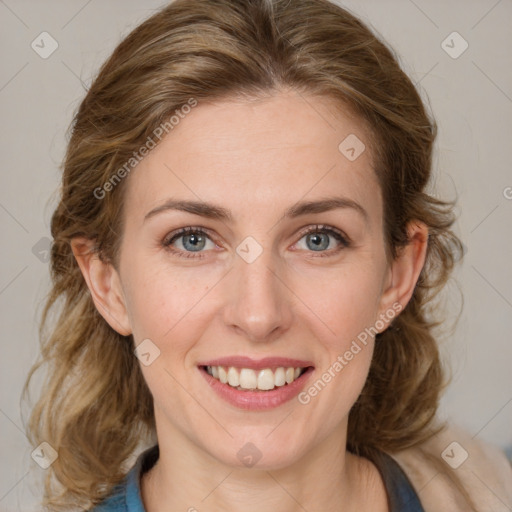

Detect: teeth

[218,366,228,384]
[274,367,286,387]
[239,368,257,389]
[205,365,306,391]
[257,369,274,390]
[227,367,239,387]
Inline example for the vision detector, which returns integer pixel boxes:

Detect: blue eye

[163,227,215,259]
[296,225,350,257]
[162,224,350,259]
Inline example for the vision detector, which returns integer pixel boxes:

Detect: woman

[22,0,512,510]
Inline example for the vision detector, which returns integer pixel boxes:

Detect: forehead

[124,90,381,226]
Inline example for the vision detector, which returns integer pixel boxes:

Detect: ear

[376,221,429,332]
[71,237,132,336]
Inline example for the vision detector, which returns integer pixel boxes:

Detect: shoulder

[87,444,158,511]
[389,422,512,512]
[87,483,127,511]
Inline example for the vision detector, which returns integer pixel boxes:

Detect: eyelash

[162,224,350,259]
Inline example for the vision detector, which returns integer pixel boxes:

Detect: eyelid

[162,225,217,245]
[296,224,350,245]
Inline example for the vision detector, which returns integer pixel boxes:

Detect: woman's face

[111,90,400,468]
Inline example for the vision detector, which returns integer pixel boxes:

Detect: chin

[203,432,309,471]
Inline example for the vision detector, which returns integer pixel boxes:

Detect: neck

[141,416,389,512]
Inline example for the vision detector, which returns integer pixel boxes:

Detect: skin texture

[72,89,428,512]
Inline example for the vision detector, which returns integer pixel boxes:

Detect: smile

[204,365,307,391]
[197,356,315,410]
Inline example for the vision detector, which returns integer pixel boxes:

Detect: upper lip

[198,356,314,371]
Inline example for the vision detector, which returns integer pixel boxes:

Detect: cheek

[297,264,383,397]
[122,257,217,349]
[298,264,384,344]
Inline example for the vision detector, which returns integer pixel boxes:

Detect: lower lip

[199,366,314,411]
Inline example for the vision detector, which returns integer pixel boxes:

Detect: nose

[222,245,293,344]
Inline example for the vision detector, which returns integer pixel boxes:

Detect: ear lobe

[71,237,132,336]
[376,221,429,332]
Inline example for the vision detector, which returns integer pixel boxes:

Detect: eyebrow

[144,196,369,225]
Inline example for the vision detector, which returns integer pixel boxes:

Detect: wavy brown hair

[22,0,465,509]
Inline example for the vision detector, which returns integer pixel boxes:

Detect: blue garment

[89,444,424,511]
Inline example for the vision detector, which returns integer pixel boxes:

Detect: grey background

[1,0,511,510]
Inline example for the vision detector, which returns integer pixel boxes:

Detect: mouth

[200,365,310,391]
[197,358,315,410]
